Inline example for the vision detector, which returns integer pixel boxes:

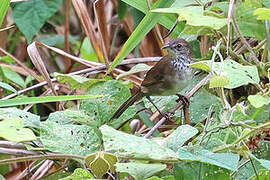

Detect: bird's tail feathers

[111,91,143,119]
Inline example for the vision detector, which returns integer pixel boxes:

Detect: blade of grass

[107,0,174,74]
[0,0,10,26]
[0,94,105,107]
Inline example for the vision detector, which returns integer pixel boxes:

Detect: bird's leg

[146,96,169,119]
[176,94,191,125]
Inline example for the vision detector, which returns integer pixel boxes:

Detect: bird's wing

[141,55,172,87]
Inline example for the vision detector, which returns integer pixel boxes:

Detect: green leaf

[235,3,265,40]
[152,6,227,31]
[47,109,94,126]
[0,107,40,128]
[116,63,152,79]
[80,37,98,62]
[85,151,117,178]
[40,121,101,156]
[12,0,63,43]
[0,0,10,26]
[80,80,136,127]
[2,67,25,88]
[254,8,270,20]
[116,162,166,180]
[100,125,178,160]
[250,154,270,170]
[85,151,118,174]
[107,0,175,74]
[174,161,230,180]
[0,118,36,142]
[118,0,128,19]
[0,94,104,107]
[59,168,93,180]
[166,125,198,152]
[190,59,260,89]
[178,146,240,171]
[248,94,270,108]
[0,82,17,94]
[250,169,270,180]
[209,75,230,88]
[54,72,106,90]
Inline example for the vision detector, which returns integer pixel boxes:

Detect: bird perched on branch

[111,38,195,124]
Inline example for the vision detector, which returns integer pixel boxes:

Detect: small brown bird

[111,38,195,122]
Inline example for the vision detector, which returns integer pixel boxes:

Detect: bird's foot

[176,94,191,125]
[176,94,190,107]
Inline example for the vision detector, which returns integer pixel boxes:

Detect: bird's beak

[161,44,170,49]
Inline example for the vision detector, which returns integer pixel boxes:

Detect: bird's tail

[111,91,143,119]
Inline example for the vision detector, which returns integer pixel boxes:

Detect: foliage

[0,0,270,179]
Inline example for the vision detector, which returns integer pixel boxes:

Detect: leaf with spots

[54,72,106,90]
[0,107,40,128]
[166,125,198,152]
[40,121,101,156]
[80,80,136,127]
[100,125,178,160]
[190,59,259,89]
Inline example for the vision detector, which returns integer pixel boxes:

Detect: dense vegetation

[0,0,270,179]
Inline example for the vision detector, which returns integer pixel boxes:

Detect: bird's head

[162,38,193,58]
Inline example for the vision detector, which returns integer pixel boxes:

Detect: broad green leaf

[116,63,151,79]
[248,94,270,108]
[116,162,166,180]
[0,94,104,107]
[152,6,227,30]
[250,154,270,170]
[178,146,240,171]
[0,0,9,26]
[245,0,263,8]
[235,4,265,40]
[12,0,63,43]
[250,169,270,180]
[209,75,230,88]
[0,118,36,142]
[40,121,101,156]
[107,0,175,74]
[254,8,270,20]
[166,125,198,151]
[100,125,178,160]
[89,156,110,178]
[264,0,270,7]
[59,168,93,180]
[47,109,94,126]
[0,107,40,128]
[80,37,98,62]
[190,59,260,89]
[80,80,136,127]
[2,67,25,88]
[54,72,106,90]
[85,151,118,175]
[0,82,17,94]
[174,161,230,180]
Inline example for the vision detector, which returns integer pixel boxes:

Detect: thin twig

[1,57,161,100]
[231,7,260,64]
[0,154,84,165]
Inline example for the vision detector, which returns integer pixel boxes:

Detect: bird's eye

[176,44,182,48]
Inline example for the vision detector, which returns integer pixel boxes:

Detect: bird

[111,38,195,123]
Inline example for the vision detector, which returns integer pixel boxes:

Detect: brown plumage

[111,38,195,119]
